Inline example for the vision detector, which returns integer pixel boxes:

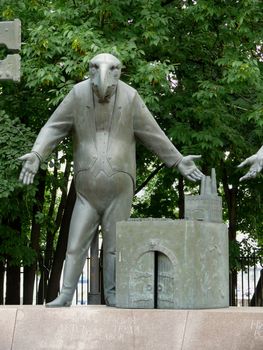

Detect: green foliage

[132,167,180,219]
[0,111,35,199]
[0,0,263,274]
[0,110,37,265]
[0,225,36,266]
[229,239,242,271]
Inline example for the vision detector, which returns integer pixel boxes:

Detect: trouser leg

[46,194,99,306]
[101,177,134,306]
[62,194,100,298]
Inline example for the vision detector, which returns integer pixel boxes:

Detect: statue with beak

[19,53,203,307]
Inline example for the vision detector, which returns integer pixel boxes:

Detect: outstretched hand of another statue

[18,152,41,185]
[238,146,263,182]
[177,155,204,182]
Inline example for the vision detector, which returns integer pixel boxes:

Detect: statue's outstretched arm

[133,93,204,182]
[238,146,263,181]
[18,89,74,185]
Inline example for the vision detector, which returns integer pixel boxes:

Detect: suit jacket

[32,79,183,186]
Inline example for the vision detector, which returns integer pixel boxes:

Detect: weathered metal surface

[88,233,101,304]
[157,252,175,308]
[0,54,21,81]
[129,251,155,308]
[0,19,21,51]
[116,219,229,309]
[0,19,21,81]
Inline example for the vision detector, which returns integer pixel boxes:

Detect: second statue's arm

[238,146,263,181]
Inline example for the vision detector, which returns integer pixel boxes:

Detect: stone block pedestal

[116,219,229,309]
[0,306,262,350]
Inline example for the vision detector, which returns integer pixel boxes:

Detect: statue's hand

[18,152,40,185]
[238,153,263,182]
[177,155,204,182]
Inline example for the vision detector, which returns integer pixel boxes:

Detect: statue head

[89,53,122,103]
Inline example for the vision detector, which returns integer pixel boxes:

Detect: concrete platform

[1,306,263,350]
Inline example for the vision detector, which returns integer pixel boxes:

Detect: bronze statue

[19,53,203,307]
[238,146,263,181]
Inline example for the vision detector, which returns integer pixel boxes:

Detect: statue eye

[90,63,99,69]
[110,65,116,71]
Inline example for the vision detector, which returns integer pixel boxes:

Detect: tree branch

[135,163,165,195]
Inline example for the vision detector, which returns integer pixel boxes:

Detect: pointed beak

[97,63,109,100]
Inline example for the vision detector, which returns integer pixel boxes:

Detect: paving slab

[132,309,187,350]
[182,308,263,350]
[0,307,17,350]
[0,306,262,350]
[11,306,134,350]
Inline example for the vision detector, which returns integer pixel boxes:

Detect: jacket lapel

[107,82,123,150]
[86,80,97,152]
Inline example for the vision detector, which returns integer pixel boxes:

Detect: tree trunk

[177,175,184,219]
[23,169,46,304]
[227,187,238,306]
[37,165,58,305]
[5,263,20,305]
[5,216,22,305]
[46,180,76,302]
[135,163,165,195]
[0,261,5,304]
[229,269,237,306]
[250,269,263,306]
[222,164,238,306]
[37,227,58,304]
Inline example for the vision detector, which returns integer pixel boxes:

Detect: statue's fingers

[239,175,246,182]
[186,173,198,182]
[189,155,202,161]
[239,172,251,181]
[250,170,258,178]
[19,168,27,182]
[18,154,30,162]
[240,170,257,182]
[23,172,29,185]
[238,155,256,168]
[29,173,35,184]
[24,172,32,185]
[189,170,202,181]
[193,168,204,178]
[238,159,249,168]
[19,172,24,182]
[28,173,33,184]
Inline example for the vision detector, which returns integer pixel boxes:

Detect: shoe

[45,294,72,308]
[105,295,116,307]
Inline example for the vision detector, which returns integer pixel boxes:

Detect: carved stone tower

[184,168,222,222]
